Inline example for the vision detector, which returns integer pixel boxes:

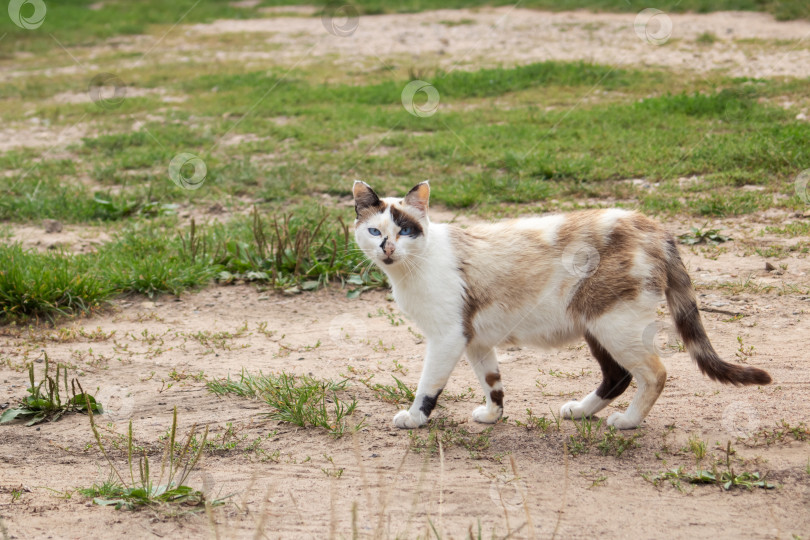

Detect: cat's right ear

[353,180,383,220]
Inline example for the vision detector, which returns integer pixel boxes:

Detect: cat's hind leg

[560,331,632,420]
[586,317,667,429]
[466,345,504,424]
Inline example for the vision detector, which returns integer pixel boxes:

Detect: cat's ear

[353,180,383,219]
[404,181,430,215]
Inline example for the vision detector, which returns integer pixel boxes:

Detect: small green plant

[0,355,102,426]
[744,420,810,446]
[82,405,218,511]
[360,375,415,405]
[685,434,708,463]
[408,417,492,459]
[596,426,643,457]
[696,31,718,45]
[207,370,363,437]
[514,408,558,433]
[644,442,775,491]
[678,226,731,245]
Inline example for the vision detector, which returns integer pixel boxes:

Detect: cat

[352,180,772,429]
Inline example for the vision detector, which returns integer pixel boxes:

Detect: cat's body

[352,181,772,429]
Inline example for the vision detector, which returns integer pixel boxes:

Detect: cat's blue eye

[368,227,381,236]
[400,227,413,236]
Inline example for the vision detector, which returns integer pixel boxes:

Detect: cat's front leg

[393,334,466,429]
[466,345,504,424]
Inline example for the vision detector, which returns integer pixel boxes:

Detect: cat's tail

[664,238,772,386]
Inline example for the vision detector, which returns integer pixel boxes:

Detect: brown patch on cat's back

[450,223,556,342]
[554,209,605,249]
[567,214,643,321]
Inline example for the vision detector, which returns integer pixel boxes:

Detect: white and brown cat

[352,180,771,429]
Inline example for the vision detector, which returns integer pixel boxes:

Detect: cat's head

[352,181,430,269]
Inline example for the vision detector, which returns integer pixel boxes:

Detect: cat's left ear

[404,181,430,215]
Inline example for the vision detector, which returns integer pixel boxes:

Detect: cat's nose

[380,236,395,256]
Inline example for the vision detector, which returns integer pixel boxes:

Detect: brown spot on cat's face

[390,206,423,237]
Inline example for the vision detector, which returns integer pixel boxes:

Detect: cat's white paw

[560,400,586,419]
[607,412,640,430]
[472,405,502,424]
[393,409,427,429]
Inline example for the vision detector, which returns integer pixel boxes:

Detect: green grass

[83,406,220,511]
[206,369,364,437]
[0,355,102,425]
[0,206,383,323]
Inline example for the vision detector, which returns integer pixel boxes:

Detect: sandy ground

[1,212,809,539]
[3,8,810,152]
[185,8,810,78]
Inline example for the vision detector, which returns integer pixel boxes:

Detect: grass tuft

[0,354,101,426]
[207,369,364,438]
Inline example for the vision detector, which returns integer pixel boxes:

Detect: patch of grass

[685,435,708,463]
[743,420,810,447]
[678,226,731,245]
[0,355,101,426]
[514,408,560,433]
[644,441,775,491]
[82,406,220,511]
[360,375,415,405]
[567,417,642,457]
[408,417,492,459]
[645,467,775,491]
[696,31,719,45]
[207,369,363,437]
[0,243,112,323]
